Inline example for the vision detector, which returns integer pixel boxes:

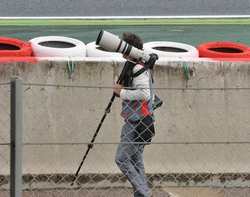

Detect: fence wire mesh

[1,80,250,197]
[0,82,10,197]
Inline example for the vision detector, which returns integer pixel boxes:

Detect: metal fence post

[10,77,23,197]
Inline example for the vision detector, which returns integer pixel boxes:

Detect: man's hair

[122,32,143,50]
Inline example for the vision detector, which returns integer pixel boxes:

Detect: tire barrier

[86,42,123,58]
[143,41,199,58]
[29,36,86,57]
[197,41,250,59]
[0,37,32,57]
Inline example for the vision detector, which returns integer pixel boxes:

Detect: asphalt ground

[1,0,250,16]
[0,19,250,46]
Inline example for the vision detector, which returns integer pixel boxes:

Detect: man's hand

[113,83,123,97]
[145,53,158,69]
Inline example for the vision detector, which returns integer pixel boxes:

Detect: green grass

[1,18,250,26]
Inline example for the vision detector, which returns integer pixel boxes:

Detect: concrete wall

[0,0,250,16]
[0,59,250,175]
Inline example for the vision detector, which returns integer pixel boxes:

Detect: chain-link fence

[1,77,250,197]
[0,82,10,197]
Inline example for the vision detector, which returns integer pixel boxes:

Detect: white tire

[86,42,123,58]
[29,36,86,57]
[143,41,199,58]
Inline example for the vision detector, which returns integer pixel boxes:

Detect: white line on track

[0,15,250,19]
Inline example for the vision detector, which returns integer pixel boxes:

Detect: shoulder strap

[132,67,154,83]
[132,67,146,78]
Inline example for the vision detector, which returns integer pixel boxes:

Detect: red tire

[197,41,250,59]
[0,37,33,57]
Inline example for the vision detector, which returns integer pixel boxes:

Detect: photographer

[113,32,155,197]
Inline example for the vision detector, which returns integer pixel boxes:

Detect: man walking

[113,32,155,197]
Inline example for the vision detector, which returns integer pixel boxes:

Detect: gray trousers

[115,122,150,197]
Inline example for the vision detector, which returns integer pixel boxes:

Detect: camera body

[96,30,154,63]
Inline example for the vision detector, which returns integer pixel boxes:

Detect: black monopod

[71,61,132,186]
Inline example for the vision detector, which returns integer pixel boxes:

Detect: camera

[96,30,155,63]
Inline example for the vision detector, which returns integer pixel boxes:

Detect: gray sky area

[0,0,250,16]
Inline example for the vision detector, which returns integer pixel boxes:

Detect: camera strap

[132,66,154,83]
[132,67,147,78]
